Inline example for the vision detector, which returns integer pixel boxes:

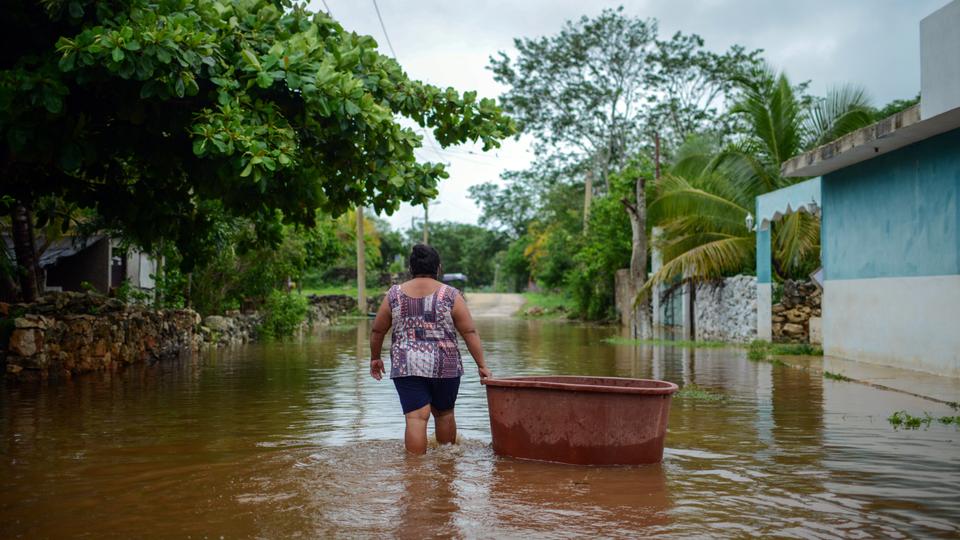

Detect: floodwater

[1,318,958,538]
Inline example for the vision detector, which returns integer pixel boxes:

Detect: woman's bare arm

[452,294,491,379]
[369,296,391,380]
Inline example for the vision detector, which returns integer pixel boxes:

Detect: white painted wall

[756,283,772,342]
[920,0,960,119]
[125,252,156,289]
[823,274,960,378]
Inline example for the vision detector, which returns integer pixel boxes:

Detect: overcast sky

[308,0,946,230]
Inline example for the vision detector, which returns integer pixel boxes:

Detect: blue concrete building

[769,0,960,377]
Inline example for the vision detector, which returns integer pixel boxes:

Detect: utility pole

[422,202,429,244]
[356,207,367,313]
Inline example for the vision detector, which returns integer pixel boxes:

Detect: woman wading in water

[369,244,492,454]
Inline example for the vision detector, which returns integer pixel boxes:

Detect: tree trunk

[10,203,39,302]
[356,207,367,313]
[583,169,593,234]
[621,174,650,338]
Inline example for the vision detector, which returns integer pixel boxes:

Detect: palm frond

[638,235,755,298]
[649,176,749,227]
[804,84,874,147]
[771,212,820,278]
[669,134,722,180]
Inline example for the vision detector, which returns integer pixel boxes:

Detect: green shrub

[259,290,308,339]
[747,340,769,361]
[770,342,823,356]
[823,371,851,382]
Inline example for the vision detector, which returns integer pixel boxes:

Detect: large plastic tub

[482,376,678,465]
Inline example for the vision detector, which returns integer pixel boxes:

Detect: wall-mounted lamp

[745,212,755,231]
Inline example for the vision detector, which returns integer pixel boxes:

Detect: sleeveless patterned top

[387,283,464,379]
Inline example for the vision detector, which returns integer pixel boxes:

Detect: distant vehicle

[441,273,468,295]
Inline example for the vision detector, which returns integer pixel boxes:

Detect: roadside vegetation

[675,384,728,402]
[519,291,573,319]
[2,4,923,335]
[888,411,960,430]
[604,337,732,348]
[470,9,921,323]
[2,2,513,337]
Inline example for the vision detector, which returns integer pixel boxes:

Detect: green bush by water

[675,383,727,401]
[259,291,308,339]
[888,410,960,430]
[748,340,823,361]
[823,371,851,382]
[604,337,731,348]
[520,291,573,318]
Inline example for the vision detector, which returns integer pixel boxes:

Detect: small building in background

[777,0,960,377]
[3,234,156,296]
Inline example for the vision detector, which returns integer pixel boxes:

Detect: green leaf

[58,52,76,72]
[42,92,63,114]
[240,161,254,177]
[389,176,405,187]
[112,48,125,62]
[68,1,84,18]
[156,48,172,64]
[174,76,185,98]
[242,49,262,70]
[278,153,291,166]
[192,139,206,156]
[124,40,141,51]
[256,71,273,89]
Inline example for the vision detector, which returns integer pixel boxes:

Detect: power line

[321,0,333,17]
[368,0,445,162]
[371,0,398,59]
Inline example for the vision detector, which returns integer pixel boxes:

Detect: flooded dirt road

[2,319,957,538]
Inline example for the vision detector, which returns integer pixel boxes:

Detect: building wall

[920,0,960,119]
[44,238,112,294]
[821,128,960,376]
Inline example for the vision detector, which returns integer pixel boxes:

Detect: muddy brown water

[2,319,958,538]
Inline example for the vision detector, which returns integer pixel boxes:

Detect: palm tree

[642,67,873,293]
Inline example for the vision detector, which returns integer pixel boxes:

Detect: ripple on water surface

[1,319,958,538]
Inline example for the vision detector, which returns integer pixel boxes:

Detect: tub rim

[481,375,678,395]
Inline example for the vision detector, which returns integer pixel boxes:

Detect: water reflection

[1,318,958,538]
[487,459,671,536]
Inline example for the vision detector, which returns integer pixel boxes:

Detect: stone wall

[2,292,199,380]
[772,280,821,343]
[199,312,263,346]
[2,292,372,380]
[694,275,757,343]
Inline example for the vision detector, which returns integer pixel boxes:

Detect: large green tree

[1,0,513,301]
[489,7,761,188]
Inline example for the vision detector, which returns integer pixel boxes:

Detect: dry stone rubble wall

[693,275,758,343]
[2,292,369,380]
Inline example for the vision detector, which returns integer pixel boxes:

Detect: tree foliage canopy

[1,0,514,271]
[489,7,761,185]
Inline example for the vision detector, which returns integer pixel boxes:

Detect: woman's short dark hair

[409,243,441,278]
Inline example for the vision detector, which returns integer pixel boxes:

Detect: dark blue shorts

[392,376,461,414]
